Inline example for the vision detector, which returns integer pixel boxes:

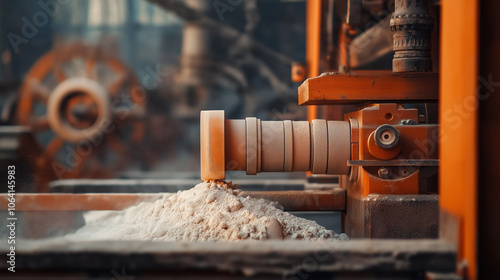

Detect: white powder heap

[68,181,347,241]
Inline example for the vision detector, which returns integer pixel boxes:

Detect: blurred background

[1,1,499,278]
[0,0,308,192]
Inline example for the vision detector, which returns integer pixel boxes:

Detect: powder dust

[67,181,348,242]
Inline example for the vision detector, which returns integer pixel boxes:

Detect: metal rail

[0,189,346,212]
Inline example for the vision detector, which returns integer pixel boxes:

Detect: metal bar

[0,190,346,212]
[48,178,307,193]
[348,159,439,166]
[239,189,345,211]
[0,193,163,211]
[298,70,439,105]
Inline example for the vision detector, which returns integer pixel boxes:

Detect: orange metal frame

[299,71,439,105]
[303,0,440,239]
[303,2,479,275]
[439,0,478,278]
[306,0,321,122]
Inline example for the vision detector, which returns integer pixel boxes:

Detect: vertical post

[439,0,478,278]
[306,0,321,122]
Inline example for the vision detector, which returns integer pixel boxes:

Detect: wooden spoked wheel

[16,43,145,192]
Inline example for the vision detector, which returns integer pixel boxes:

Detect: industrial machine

[200,0,439,239]
[200,100,439,239]
[0,0,498,279]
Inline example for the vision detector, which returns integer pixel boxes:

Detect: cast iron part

[390,0,434,72]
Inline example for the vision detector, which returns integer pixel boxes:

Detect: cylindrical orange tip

[200,110,225,180]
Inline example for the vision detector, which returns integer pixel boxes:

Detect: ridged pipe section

[390,0,434,72]
[200,111,351,180]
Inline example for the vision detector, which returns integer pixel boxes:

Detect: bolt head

[378,167,391,178]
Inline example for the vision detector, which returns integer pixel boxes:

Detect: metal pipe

[180,0,212,85]
[201,111,351,180]
[390,0,434,72]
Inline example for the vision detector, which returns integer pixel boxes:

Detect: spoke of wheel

[107,71,129,96]
[85,58,96,79]
[68,144,93,178]
[31,116,50,132]
[30,80,50,104]
[53,64,67,83]
[44,137,64,159]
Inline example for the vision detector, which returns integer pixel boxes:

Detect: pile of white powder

[68,181,347,242]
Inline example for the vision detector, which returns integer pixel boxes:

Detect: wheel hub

[47,78,110,143]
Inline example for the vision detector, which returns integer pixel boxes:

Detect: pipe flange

[283,120,293,172]
[326,121,351,175]
[310,119,328,174]
[390,16,435,31]
[200,110,225,180]
[246,117,258,175]
[374,124,400,149]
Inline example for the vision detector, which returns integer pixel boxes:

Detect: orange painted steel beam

[0,193,163,211]
[439,0,479,278]
[0,191,346,212]
[299,71,439,105]
[305,0,322,121]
